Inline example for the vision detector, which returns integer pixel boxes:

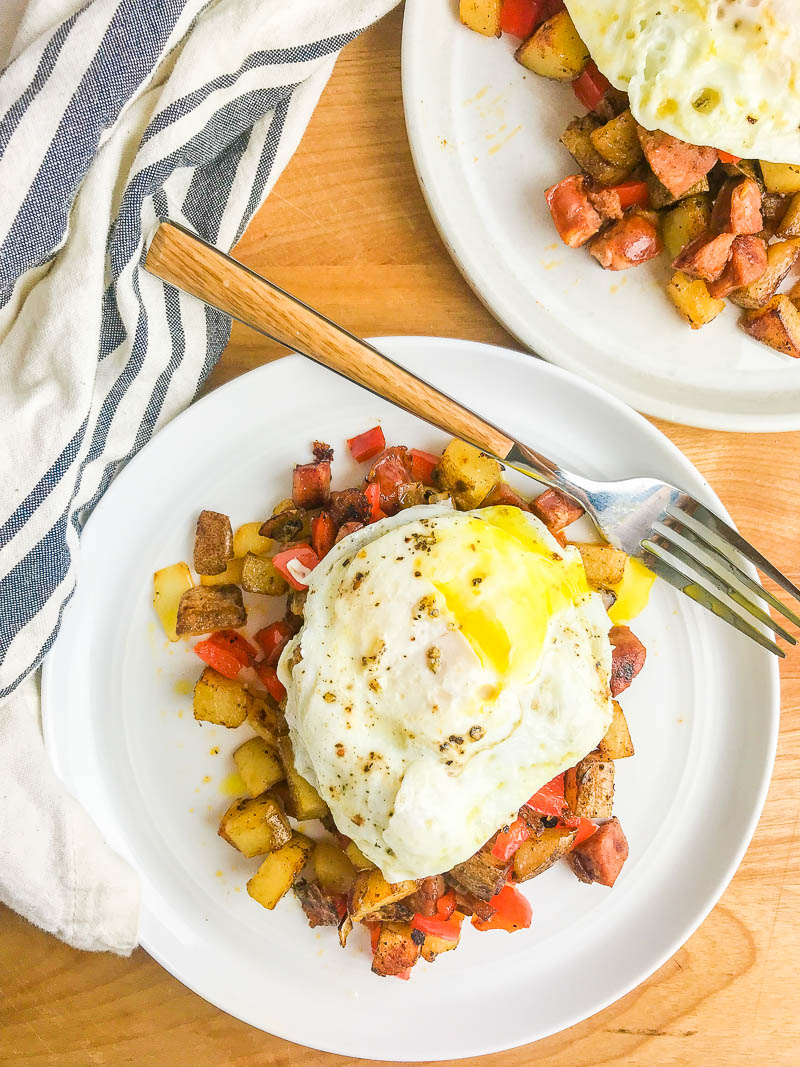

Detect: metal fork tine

[650,531,796,644]
[669,501,800,604]
[659,517,800,632]
[641,542,785,658]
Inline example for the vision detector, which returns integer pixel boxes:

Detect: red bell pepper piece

[330,893,348,920]
[254,620,294,667]
[491,817,532,862]
[311,511,336,559]
[610,179,650,210]
[562,815,598,848]
[435,890,457,920]
[527,772,567,818]
[368,923,380,952]
[499,0,542,38]
[272,543,319,590]
[194,630,256,678]
[411,911,464,942]
[347,425,386,463]
[572,60,611,111]
[408,448,439,486]
[254,662,286,703]
[472,885,532,933]
[718,151,742,165]
[364,481,385,523]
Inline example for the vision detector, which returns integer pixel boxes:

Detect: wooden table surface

[2,8,799,1064]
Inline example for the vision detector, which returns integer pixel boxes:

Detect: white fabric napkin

[0,0,398,955]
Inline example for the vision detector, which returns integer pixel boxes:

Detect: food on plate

[193,509,234,575]
[155,431,652,978]
[460,0,800,359]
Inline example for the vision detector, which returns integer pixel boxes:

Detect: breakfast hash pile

[153,431,648,979]
[461,0,800,357]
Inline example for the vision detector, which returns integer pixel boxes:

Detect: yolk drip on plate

[608,557,656,624]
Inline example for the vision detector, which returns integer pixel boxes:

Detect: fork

[145,221,800,657]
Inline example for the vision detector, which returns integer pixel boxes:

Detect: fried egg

[278,504,613,881]
[565,0,800,164]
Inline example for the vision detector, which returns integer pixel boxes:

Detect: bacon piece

[407,876,447,918]
[569,817,628,887]
[711,178,763,235]
[672,230,736,282]
[707,235,768,299]
[589,213,662,271]
[609,625,646,696]
[293,880,340,928]
[636,127,717,198]
[481,482,531,510]
[545,174,603,248]
[329,488,370,527]
[532,487,584,532]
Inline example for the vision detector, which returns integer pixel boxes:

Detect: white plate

[42,338,778,1060]
[401,3,800,431]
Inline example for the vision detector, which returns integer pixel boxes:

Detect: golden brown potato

[572,542,627,589]
[199,558,244,587]
[666,271,726,329]
[153,562,193,641]
[589,110,643,169]
[218,793,291,857]
[193,509,233,575]
[647,172,709,211]
[729,241,800,309]
[459,0,501,36]
[434,438,501,510]
[740,296,800,358]
[348,869,418,922]
[661,194,712,261]
[420,930,460,963]
[246,831,314,910]
[246,695,286,746]
[511,826,577,883]
[774,193,800,238]
[232,522,273,558]
[760,161,800,195]
[240,552,288,596]
[788,279,800,311]
[175,584,246,636]
[371,922,421,977]
[344,840,376,871]
[233,737,284,797]
[560,116,634,186]
[597,700,635,759]
[313,841,357,895]
[277,736,330,821]
[515,10,589,80]
[193,667,252,728]
[565,755,615,819]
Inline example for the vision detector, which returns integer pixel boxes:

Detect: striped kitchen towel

[0,0,398,955]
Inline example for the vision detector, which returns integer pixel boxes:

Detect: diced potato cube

[589,110,642,169]
[560,115,634,186]
[344,840,376,871]
[240,552,288,596]
[775,192,800,239]
[729,241,800,309]
[565,755,615,819]
[200,557,244,587]
[246,695,286,746]
[572,542,627,590]
[247,831,314,910]
[218,792,291,857]
[515,11,589,80]
[511,826,577,882]
[193,667,252,728]
[194,509,233,575]
[666,271,726,329]
[176,584,246,635]
[661,194,712,261]
[434,438,501,510]
[314,841,357,895]
[740,295,800,358]
[647,173,709,211]
[153,562,193,641]
[760,161,800,194]
[233,737,284,797]
[348,869,418,922]
[459,0,501,36]
[421,930,460,962]
[371,921,421,977]
[278,736,330,821]
[597,700,635,759]
[233,522,273,558]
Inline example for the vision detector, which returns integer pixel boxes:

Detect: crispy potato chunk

[240,552,288,596]
[572,542,627,590]
[348,870,418,922]
[199,558,244,587]
[515,10,589,80]
[590,110,642,169]
[740,296,800,358]
[661,195,712,261]
[511,826,577,883]
[277,736,330,821]
[435,438,501,510]
[193,667,252,728]
[597,700,635,759]
[729,241,799,309]
[176,584,246,636]
[459,0,501,36]
[233,737,284,797]
[246,694,286,746]
[313,841,357,895]
[666,272,725,330]
[153,562,193,641]
[233,522,273,558]
[420,930,460,963]
[775,193,800,239]
[760,162,800,195]
[344,840,376,871]
[247,831,314,910]
[560,116,634,186]
[565,755,615,819]
[218,793,291,858]
[371,922,421,978]
[193,509,233,575]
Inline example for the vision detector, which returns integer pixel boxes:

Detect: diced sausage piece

[446,885,496,921]
[481,482,531,510]
[329,488,370,526]
[569,816,629,887]
[545,175,603,248]
[532,487,584,532]
[292,880,340,928]
[291,440,334,508]
[707,235,768,299]
[609,624,646,696]
[365,446,414,514]
[334,520,364,543]
[672,230,736,282]
[636,127,717,198]
[587,186,624,222]
[711,178,763,235]
[407,875,446,917]
[589,213,662,271]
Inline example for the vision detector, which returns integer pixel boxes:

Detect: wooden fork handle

[145,222,515,458]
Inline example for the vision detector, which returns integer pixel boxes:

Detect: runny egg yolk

[417,506,590,681]
[608,557,656,625]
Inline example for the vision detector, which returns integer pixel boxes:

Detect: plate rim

[399,1,800,433]
[42,336,781,1059]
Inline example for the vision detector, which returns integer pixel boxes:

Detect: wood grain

[2,8,799,1064]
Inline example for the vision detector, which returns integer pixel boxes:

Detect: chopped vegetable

[255,662,286,703]
[311,511,336,558]
[408,448,439,486]
[436,890,457,919]
[472,885,532,932]
[153,562,193,641]
[527,772,567,817]
[499,0,542,38]
[347,425,386,463]
[491,817,532,862]
[255,620,294,666]
[572,59,610,110]
[411,911,464,942]
[194,629,256,678]
[272,543,319,590]
[364,481,385,523]
[609,179,649,210]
